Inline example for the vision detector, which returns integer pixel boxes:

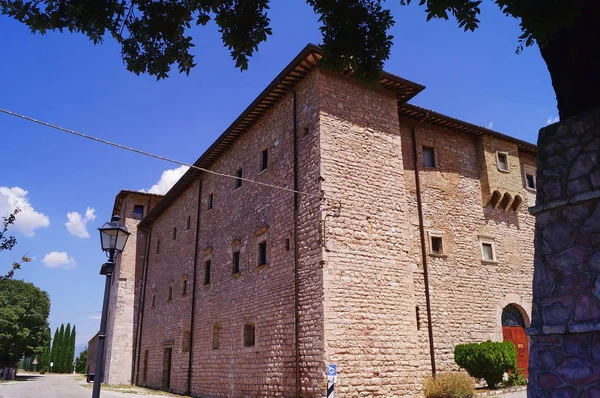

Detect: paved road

[0,373,175,398]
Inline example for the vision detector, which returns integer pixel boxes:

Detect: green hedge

[454,341,517,389]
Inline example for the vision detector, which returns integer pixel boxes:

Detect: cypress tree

[50,327,59,372]
[56,324,65,372]
[69,326,76,373]
[61,324,71,372]
[39,335,50,372]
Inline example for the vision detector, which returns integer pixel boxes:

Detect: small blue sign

[327,364,337,376]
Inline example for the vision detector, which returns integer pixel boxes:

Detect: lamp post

[92,215,130,398]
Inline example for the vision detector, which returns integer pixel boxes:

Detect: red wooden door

[502,326,529,377]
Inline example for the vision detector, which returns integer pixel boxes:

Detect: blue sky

[1,1,556,353]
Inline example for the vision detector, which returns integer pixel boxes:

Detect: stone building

[103,190,162,385]
[107,44,537,396]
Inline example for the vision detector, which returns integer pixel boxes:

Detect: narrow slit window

[173,227,177,240]
[416,306,421,331]
[422,146,435,168]
[182,279,188,295]
[156,240,160,254]
[260,149,268,172]
[481,242,495,261]
[524,167,537,190]
[133,205,144,220]
[186,216,191,230]
[212,325,220,350]
[208,193,214,211]
[204,260,212,285]
[258,241,267,267]
[243,324,255,347]
[168,286,173,301]
[497,152,509,172]
[235,169,243,189]
[232,250,241,275]
[151,293,156,308]
[285,238,291,251]
[182,331,191,353]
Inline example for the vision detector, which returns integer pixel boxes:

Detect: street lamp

[92,215,130,398]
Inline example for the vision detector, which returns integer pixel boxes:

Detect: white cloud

[142,165,189,195]
[88,314,101,320]
[487,121,494,129]
[65,207,96,238]
[42,251,77,269]
[547,116,560,125]
[0,186,50,237]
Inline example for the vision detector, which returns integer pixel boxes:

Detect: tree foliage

[75,348,87,374]
[454,341,517,389]
[0,0,585,81]
[0,279,51,373]
[1,209,31,280]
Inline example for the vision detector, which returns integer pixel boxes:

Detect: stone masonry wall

[399,119,535,377]
[137,182,199,394]
[318,71,422,397]
[105,193,160,385]
[136,70,325,397]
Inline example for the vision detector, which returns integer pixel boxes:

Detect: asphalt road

[0,373,175,398]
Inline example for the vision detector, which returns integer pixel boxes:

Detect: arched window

[502,304,525,327]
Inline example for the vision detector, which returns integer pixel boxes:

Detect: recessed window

[182,330,191,353]
[416,306,421,331]
[260,149,268,172]
[173,227,177,240]
[497,152,509,172]
[235,169,243,189]
[212,325,220,350]
[285,238,291,251]
[431,236,443,255]
[182,279,188,295]
[156,240,160,254]
[524,166,537,190]
[168,285,173,301]
[481,242,495,261]
[258,241,268,267]
[232,250,241,275]
[422,146,436,168]
[204,260,212,285]
[186,216,191,230]
[303,127,310,137]
[151,293,156,308]
[207,193,214,211]
[243,324,256,347]
[133,205,144,220]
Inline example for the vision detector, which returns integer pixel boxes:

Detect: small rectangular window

[168,286,173,301]
[182,279,188,295]
[204,260,211,285]
[232,250,241,275]
[235,169,243,189]
[156,240,160,254]
[186,216,191,230]
[258,241,267,267]
[173,227,177,240]
[151,293,156,308]
[212,325,220,350]
[497,152,509,172]
[431,236,443,255]
[260,149,268,172]
[133,205,144,220]
[422,146,435,168]
[524,166,537,190]
[285,238,291,251]
[481,242,495,261]
[243,324,255,347]
[207,193,214,211]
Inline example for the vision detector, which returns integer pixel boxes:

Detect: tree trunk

[539,1,600,120]
[527,106,600,396]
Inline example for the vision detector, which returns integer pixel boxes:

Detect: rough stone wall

[399,119,536,377]
[136,183,199,394]
[528,109,600,396]
[105,193,160,385]
[318,71,422,397]
[478,136,524,206]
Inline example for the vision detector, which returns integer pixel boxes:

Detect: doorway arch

[501,304,529,377]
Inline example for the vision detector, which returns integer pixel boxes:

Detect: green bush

[423,372,474,398]
[504,368,528,387]
[454,341,517,389]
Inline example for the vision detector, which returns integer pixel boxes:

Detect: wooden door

[162,347,172,391]
[502,326,529,377]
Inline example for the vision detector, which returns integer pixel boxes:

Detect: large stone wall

[318,71,423,396]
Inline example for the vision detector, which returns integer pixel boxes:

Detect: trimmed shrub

[423,372,474,398]
[504,368,528,387]
[454,341,517,389]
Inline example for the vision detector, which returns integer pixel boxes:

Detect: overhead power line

[0,108,324,200]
